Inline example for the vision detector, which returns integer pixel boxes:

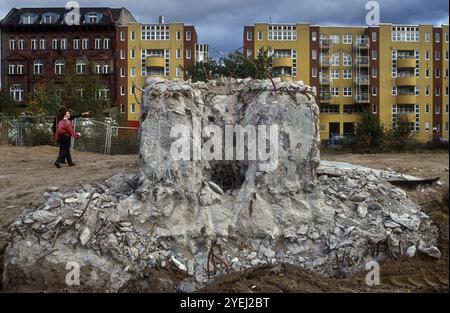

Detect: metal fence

[0,115,139,155]
[72,118,139,155]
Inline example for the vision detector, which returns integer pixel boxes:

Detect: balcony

[397,57,416,69]
[355,56,369,66]
[320,58,330,67]
[145,56,165,68]
[396,75,417,86]
[272,57,293,68]
[354,75,370,84]
[397,94,416,104]
[320,76,330,84]
[354,93,370,103]
[320,93,332,102]
[320,38,332,49]
[354,38,369,49]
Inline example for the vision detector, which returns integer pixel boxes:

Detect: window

[435,32,441,43]
[446,104,449,114]
[436,68,441,78]
[130,85,136,95]
[446,32,449,42]
[10,84,24,101]
[446,122,449,132]
[425,86,430,96]
[103,38,111,49]
[392,26,419,42]
[312,50,317,60]
[18,38,25,50]
[392,86,397,96]
[415,86,420,96]
[436,87,441,96]
[258,31,263,41]
[330,53,339,66]
[120,86,125,96]
[435,104,441,114]
[372,50,378,60]
[425,104,430,114]
[130,49,136,59]
[95,64,102,74]
[425,122,430,131]
[120,67,125,77]
[342,34,352,44]
[55,59,65,75]
[39,38,46,50]
[330,34,340,44]
[425,50,430,60]
[34,60,43,75]
[176,66,181,77]
[120,31,125,41]
[52,38,58,50]
[73,38,80,50]
[120,49,125,59]
[130,103,136,113]
[343,69,352,79]
[186,49,191,59]
[87,13,98,23]
[319,104,339,114]
[43,14,58,24]
[425,32,431,42]
[446,51,449,60]
[343,87,352,97]
[76,60,86,74]
[436,51,441,60]
[186,31,192,41]
[82,38,89,49]
[247,31,252,41]
[9,38,16,50]
[372,68,378,78]
[142,25,170,40]
[397,104,415,113]
[311,31,317,41]
[130,67,136,77]
[176,31,181,40]
[312,67,318,78]
[246,49,252,58]
[95,38,102,49]
[130,31,136,41]
[331,87,339,96]
[16,64,24,74]
[78,88,85,99]
[343,54,352,66]
[8,64,15,74]
[176,49,181,58]
[97,85,109,100]
[60,38,67,50]
[268,25,297,41]
[31,38,37,50]
[446,87,449,96]
[425,68,430,78]
[372,32,377,42]
[372,86,378,96]
[372,104,377,114]
[21,14,36,24]
[103,64,110,74]
[331,69,339,79]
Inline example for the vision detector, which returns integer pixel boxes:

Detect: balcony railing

[355,93,370,102]
[354,75,370,84]
[355,56,369,65]
[320,93,332,101]
[354,38,369,48]
[320,39,332,48]
[320,58,330,66]
[320,76,330,83]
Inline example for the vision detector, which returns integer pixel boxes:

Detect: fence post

[105,125,112,155]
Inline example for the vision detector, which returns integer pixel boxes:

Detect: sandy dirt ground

[0,146,448,292]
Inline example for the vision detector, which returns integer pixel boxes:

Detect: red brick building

[0,7,135,114]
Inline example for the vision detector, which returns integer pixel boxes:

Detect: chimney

[159,15,165,24]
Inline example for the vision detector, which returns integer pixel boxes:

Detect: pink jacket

[55,118,80,142]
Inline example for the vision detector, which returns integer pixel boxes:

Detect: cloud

[1,0,448,57]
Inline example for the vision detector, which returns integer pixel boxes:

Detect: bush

[352,110,384,152]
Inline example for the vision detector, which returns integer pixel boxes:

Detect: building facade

[124,18,207,126]
[0,7,136,115]
[244,23,449,143]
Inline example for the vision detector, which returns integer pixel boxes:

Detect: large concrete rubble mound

[3,78,440,292]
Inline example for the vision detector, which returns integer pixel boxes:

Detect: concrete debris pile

[3,78,440,292]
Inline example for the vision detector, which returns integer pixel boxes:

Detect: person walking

[54,111,81,168]
[52,107,89,164]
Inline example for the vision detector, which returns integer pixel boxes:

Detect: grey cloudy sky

[1,0,448,58]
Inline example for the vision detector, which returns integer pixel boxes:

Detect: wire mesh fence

[0,115,139,155]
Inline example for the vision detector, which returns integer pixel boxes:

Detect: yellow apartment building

[123,18,206,126]
[244,23,449,143]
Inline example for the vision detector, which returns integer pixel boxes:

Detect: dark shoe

[54,162,61,168]
[68,162,76,167]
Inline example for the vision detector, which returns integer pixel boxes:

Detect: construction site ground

[0,146,448,293]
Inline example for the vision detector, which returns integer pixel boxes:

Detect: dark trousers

[56,135,73,164]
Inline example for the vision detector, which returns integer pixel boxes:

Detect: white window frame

[186,31,192,41]
[120,31,126,41]
[33,60,43,75]
[82,38,89,50]
[186,49,191,59]
[130,31,136,41]
[73,38,80,50]
[55,59,65,75]
[95,38,102,50]
[130,67,136,77]
[343,69,352,79]
[343,87,352,97]
[342,34,352,44]
[130,49,136,59]
[103,38,111,50]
